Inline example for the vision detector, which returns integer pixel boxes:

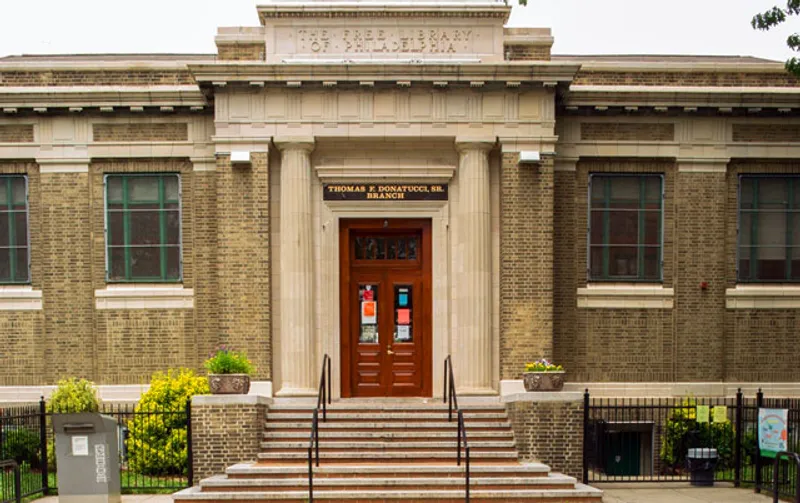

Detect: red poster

[397,308,410,325]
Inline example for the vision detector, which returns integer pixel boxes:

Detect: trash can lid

[687,448,718,458]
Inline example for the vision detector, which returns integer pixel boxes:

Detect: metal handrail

[772,451,800,503]
[444,355,471,502]
[308,354,331,503]
[0,459,22,503]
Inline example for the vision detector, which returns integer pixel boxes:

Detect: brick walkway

[36,496,173,503]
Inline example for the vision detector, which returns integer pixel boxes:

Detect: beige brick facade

[0,125,34,143]
[92,123,189,142]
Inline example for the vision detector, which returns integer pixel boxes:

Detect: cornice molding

[188,62,581,86]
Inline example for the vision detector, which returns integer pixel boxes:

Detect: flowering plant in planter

[204,346,254,394]
[523,359,565,392]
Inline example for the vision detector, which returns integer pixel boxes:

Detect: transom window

[0,175,29,284]
[105,174,181,282]
[354,236,419,260]
[589,174,664,282]
[738,175,800,282]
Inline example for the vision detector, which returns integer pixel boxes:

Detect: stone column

[275,138,316,395]
[454,139,494,392]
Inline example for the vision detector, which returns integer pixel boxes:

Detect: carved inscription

[293,28,477,55]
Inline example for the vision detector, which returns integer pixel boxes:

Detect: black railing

[0,401,47,500]
[444,355,470,502]
[0,460,21,503]
[583,388,800,500]
[0,398,192,498]
[772,452,800,503]
[308,354,331,503]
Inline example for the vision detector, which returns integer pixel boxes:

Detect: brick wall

[216,152,271,380]
[733,124,800,143]
[554,159,677,382]
[217,43,266,61]
[191,396,269,484]
[0,71,195,87]
[41,169,94,382]
[0,125,34,142]
[580,123,675,142]
[0,162,45,385]
[92,123,189,142]
[500,154,553,380]
[504,44,551,61]
[88,159,203,384]
[506,397,583,479]
[724,161,800,382]
[675,170,726,382]
[574,71,800,87]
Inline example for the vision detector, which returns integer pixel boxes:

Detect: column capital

[455,136,496,153]
[274,136,315,153]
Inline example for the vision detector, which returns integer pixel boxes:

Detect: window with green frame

[738,175,800,282]
[0,175,30,284]
[589,174,663,281]
[105,174,181,282]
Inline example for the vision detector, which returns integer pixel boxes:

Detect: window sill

[0,286,42,311]
[577,284,674,309]
[95,284,194,310]
[726,285,800,309]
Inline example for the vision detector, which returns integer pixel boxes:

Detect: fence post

[39,396,49,496]
[735,388,743,488]
[755,389,764,494]
[582,389,589,485]
[186,400,193,488]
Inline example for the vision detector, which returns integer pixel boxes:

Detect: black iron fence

[583,390,800,500]
[0,398,192,499]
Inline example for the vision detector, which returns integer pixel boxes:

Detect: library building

[1,0,799,401]
[1,0,800,497]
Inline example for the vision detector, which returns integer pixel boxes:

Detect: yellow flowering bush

[126,369,209,475]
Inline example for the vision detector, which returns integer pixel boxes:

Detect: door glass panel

[353,235,420,261]
[358,284,379,344]
[394,285,413,343]
[408,238,418,259]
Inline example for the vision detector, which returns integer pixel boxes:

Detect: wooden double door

[340,219,432,397]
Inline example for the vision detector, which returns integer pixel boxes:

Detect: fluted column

[454,139,494,391]
[275,137,316,395]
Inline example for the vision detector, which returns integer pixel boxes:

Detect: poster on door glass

[359,284,379,343]
[394,285,413,342]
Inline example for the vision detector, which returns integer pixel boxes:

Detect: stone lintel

[677,158,730,173]
[502,391,583,403]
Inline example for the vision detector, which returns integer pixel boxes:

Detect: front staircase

[173,400,603,502]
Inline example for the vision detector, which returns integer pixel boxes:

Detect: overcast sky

[0,0,797,61]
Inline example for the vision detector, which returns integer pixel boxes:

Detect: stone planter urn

[208,374,251,395]
[523,371,565,392]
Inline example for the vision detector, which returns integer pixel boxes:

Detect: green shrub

[47,378,100,413]
[1,427,41,469]
[660,398,735,473]
[204,346,253,375]
[126,369,209,476]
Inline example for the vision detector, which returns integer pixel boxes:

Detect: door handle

[387,345,395,356]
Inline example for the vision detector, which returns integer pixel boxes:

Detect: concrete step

[266,412,508,421]
[263,430,514,440]
[256,450,518,462]
[225,462,552,479]
[265,421,512,430]
[260,440,517,450]
[199,474,578,492]
[268,404,507,413]
[173,485,604,502]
